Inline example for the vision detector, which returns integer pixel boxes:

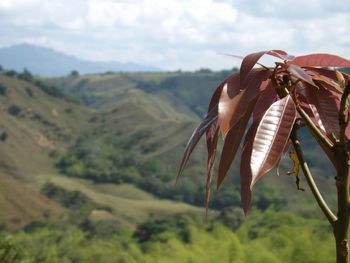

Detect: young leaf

[240,89,278,214]
[289,53,350,67]
[205,121,219,212]
[313,77,343,95]
[286,64,316,86]
[250,95,297,188]
[305,85,340,137]
[177,108,217,181]
[218,69,270,137]
[240,139,253,215]
[304,67,350,83]
[297,92,337,167]
[240,50,291,86]
[217,102,256,189]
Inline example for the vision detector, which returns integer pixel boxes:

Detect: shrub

[0,83,7,96]
[7,105,22,116]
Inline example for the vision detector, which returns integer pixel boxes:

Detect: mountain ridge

[0,44,161,77]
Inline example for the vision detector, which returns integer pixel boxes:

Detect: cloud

[0,0,349,70]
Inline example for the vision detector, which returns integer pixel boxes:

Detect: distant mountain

[0,44,160,77]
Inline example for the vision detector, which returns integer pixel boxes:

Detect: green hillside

[0,172,67,229]
[45,70,337,210]
[0,69,341,262]
[0,74,91,182]
[0,72,203,229]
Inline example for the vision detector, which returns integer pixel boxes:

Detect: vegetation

[0,210,335,263]
[0,65,344,262]
[0,83,7,96]
[179,51,350,262]
[7,105,22,116]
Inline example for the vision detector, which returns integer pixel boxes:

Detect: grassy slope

[0,74,91,183]
[0,172,67,229]
[47,71,338,211]
[44,175,201,228]
[0,74,203,228]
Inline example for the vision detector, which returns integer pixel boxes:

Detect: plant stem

[281,86,333,150]
[290,129,336,226]
[334,142,350,263]
[334,81,350,263]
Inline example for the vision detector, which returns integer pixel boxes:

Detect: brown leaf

[240,50,291,86]
[289,53,350,67]
[250,95,297,187]
[286,64,316,87]
[217,102,256,189]
[177,108,218,182]
[205,120,219,212]
[218,69,270,137]
[305,84,340,137]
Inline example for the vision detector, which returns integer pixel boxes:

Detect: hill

[0,72,203,228]
[45,70,337,213]
[0,44,160,77]
[0,73,90,182]
[0,172,67,229]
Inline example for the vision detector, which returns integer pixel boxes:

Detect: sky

[0,0,350,70]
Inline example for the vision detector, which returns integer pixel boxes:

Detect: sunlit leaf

[218,69,270,137]
[240,50,292,86]
[313,77,342,95]
[289,150,300,177]
[335,70,346,89]
[298,85,337,167]
[304,67,350,83]
[250,95,297,187]
[305,84,340,137]
[217,102,256,189]
[289,53,350,67]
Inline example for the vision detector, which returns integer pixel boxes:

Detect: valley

[0,68,339,262]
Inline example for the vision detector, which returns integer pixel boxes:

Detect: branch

[339,81,350,144]
[290,128,337,226]
[282,86,333,150]
[295,103,333,150]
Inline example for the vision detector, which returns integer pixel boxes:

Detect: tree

[178,50,350,263]
[70,70,80,77]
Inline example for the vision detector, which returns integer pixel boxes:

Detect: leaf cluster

[178,50,350,214]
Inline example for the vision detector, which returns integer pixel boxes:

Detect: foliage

[3,210,334,263]
[0,131,8,142]
[178,51,350,212]
[7,105,22,116]
[0,235,25,263]
[0,83,7,96]
[41,183,91,210]
[178,50,350,262]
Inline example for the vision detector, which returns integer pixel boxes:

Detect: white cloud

[0,0,349,70]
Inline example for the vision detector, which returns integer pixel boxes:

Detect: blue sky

[0,0,349,70]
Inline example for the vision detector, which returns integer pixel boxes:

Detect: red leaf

[177,108,218,182]
[240,89,277,215]
[250,95,297,187]
[218,69,270,137]
[289,53,350,67]
[252,80,277,121]
[313,77,343,95]
[304,67,350,83]
[297,92,337,167]
[240,50,292,86]
[305,84,340,137]
[240,139,253,215]
[205,120,219,212]
[217,103,256,189]
[286,64,316,86]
